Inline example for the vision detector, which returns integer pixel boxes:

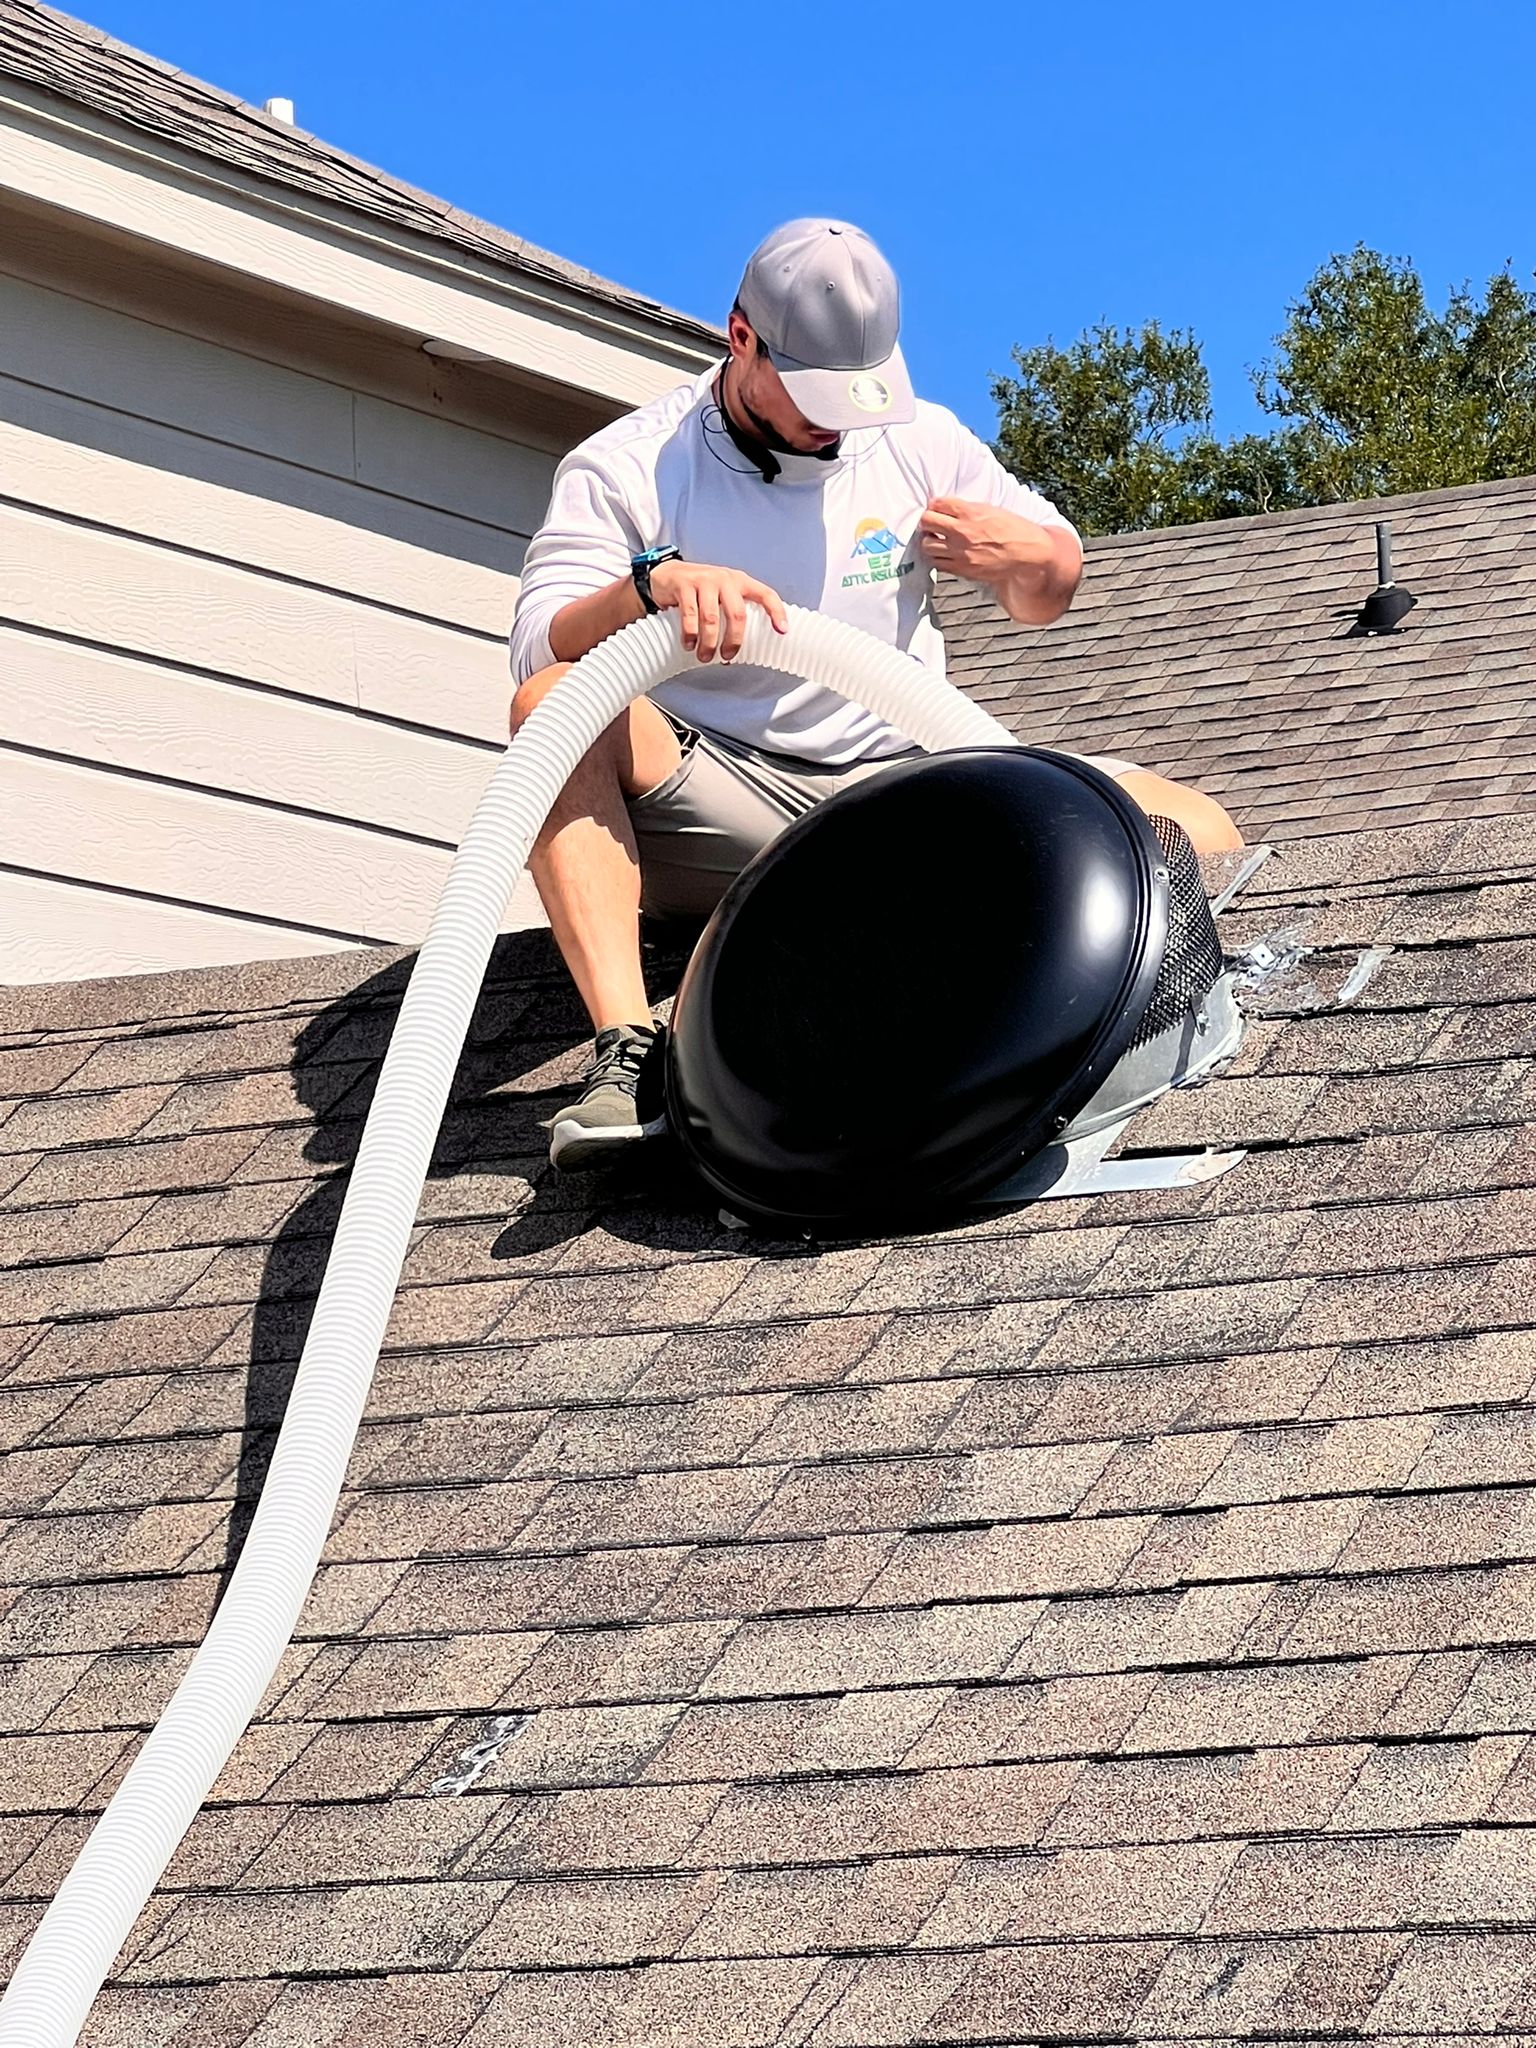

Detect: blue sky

[85,0,1536,443]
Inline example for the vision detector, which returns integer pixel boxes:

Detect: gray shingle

[469,1781,722,1879]
[697,1602,1039,1700]
[1366,1930,1536,2030]
[918,1839,1242,1943]
[1132,1930,1410,2034]
[927,1937,1170,2039]
[466,1870,717,1968]
[1044,1743,1364,1847]
[676,1859,952,1960]
[646,1691,939,1786]
[462,1957,827,2048]
[940,476,1536,844]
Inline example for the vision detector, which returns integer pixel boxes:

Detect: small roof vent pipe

[263,96,296,124]
[1353,521,1416,635]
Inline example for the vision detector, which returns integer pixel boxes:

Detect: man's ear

[729,311,765,368]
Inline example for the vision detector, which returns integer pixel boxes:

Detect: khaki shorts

[628,710,1143,922]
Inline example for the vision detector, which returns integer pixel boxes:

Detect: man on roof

[509,218,1242,1171]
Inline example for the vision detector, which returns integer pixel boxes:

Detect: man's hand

[918,496,1056,580]
[649,561,789,663]
[918,496,1082,625]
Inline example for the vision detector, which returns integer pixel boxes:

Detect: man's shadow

[219,923,732,1598]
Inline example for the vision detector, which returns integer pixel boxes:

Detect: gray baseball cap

[736,218,916,432]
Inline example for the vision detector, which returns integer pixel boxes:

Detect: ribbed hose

[0,607,1013,2047]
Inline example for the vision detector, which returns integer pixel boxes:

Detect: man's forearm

[991,524,1083,627]
[548,575,647,664]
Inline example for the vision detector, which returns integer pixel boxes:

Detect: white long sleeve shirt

[509,366,1077,767]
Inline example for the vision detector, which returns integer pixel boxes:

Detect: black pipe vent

[1352,520,1417,635]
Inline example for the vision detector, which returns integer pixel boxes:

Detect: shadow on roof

[214,927,809,1605]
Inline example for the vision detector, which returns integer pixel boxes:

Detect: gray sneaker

[548,1023,667,1171]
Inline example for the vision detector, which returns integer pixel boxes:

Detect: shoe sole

[549,1112,668,1173]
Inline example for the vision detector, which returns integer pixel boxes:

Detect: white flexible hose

[0,607,1013,2046]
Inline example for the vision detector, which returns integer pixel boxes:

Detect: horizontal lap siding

[0,377,520,633]
[0,269,557,981]
[0,498,514,739]
[1,630,494,841]
[5,751,467,939]
[0,870,346,983]
[0,272,556,529]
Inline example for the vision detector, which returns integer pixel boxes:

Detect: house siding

[1,262,560,981]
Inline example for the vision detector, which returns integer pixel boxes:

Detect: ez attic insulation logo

[842,517,915,589]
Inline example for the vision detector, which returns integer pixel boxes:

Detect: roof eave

[0,33,723,411]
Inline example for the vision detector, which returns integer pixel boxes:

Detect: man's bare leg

[509,662,683,1030]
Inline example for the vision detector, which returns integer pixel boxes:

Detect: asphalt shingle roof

[0,810,1534,2043]
[0,0,722,347]
[937,472,1536,844]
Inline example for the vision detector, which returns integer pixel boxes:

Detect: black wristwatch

[631,544,681,615]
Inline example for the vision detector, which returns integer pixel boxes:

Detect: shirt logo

[851,519,902,558]
[843,517,915,590]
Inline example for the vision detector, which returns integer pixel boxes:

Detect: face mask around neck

[716,359,841,481]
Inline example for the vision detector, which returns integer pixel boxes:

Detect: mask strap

[713,360,780,482]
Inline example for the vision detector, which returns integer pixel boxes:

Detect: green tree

[1164,427,1309,526]
[993,248,1536,534]
[991,322,1239,536]
[1256,246,1536,499]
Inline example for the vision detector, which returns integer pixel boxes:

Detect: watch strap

[631,545,680,616]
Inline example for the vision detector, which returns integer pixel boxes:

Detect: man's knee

[508,661,574,738]
[511,670,682,809]
[1114,769,1244,855]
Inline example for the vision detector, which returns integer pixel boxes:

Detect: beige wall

[0,65,724,983]
[1,244,569,982]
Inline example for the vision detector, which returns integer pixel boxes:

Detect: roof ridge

[1072,467,1536,555]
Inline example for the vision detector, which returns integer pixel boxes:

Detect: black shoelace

[584,1028,656,1091]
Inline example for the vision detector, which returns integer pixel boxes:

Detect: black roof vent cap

[1353,520,1417,635]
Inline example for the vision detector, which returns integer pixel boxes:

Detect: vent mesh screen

[1130,814,1224,1049]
